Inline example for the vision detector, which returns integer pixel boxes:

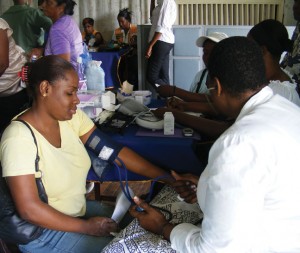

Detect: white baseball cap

[196,32,228,47]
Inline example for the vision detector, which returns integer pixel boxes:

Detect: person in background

[0,18,29,134]
[112,8,137,46]
[248,19,300,106]
[0,55,175,253]
[190,32,228,94]
[156,32,228,116]
[82,17,104,48]
[146,0,177,89]
[153,20,300,140]
[40,0,82,68]
[131,36,300,253]
[113,8,139,89]
[281,0,300,94]
[1,0,52,56]
[37,0,49,48]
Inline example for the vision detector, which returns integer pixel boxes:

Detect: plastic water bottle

[86,60,105,91]
[164,112,175,135]
[76,56,87,91]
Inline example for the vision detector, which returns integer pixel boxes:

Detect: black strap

[14,120,40,173]
[195,68,208,93]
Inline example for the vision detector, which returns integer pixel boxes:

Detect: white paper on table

[101,91,116,111]
[111,187,134,223]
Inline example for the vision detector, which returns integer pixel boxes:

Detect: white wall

[284,0,296,25]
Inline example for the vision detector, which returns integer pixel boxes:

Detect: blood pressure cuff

[85,127,123,163]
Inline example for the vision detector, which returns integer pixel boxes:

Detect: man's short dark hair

[208,36,267,97]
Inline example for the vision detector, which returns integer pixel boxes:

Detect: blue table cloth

[87,123,205,182]
[90,49,128,89]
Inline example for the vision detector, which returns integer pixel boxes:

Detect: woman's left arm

[80,126,174,183]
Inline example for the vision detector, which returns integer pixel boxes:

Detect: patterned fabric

[102,185,203,253]
[281,22,300,90]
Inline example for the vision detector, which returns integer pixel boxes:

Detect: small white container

[164,112,175,135]
[132,90,152,105]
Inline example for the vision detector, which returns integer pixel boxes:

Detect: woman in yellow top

[82,17,104,48]
[112,8,137,46]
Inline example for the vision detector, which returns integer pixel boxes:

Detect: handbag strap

[14,120,48,203]
[14,120,40,174]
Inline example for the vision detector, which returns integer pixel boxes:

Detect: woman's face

[41,0,64,21]
[118,16,130,31]
[84,23,94,35]
[45,70,80,121]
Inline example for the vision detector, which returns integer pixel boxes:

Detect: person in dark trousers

[146,0,177,89]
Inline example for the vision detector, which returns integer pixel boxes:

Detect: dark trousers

[0,89,29,134]
[146,40,174,88]
[118,48,139,90]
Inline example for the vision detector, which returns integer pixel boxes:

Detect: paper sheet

[111,187,134,223]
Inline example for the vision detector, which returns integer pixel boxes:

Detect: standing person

[131,36,300,253]
[0,55,175,253]
[1,0,52,55]
[0,18,29,134]
[40,0,83,68]
[112,8,137,46]
[281,0,300,94]
[146,0,177,89]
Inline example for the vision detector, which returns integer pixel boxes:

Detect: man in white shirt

[131,37,300,252]
[146,0,176,88]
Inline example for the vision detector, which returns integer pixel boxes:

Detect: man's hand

[171,171,199,204]
[167,97,186,111]
[130,196,170,235]
[145,45,152,59]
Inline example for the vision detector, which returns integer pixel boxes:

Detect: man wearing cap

[156,32,228,117]
[190,32,228,94]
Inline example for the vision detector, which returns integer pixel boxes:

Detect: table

[87,123,205,182]
[90,49,128,89]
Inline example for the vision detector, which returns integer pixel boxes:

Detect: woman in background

[40,0,82,68]
[82,17,104,48]
[113,8,139,89]
[247,19,300,106]
[112,8,137,46]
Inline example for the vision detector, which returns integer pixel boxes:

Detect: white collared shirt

[148,0,177,44]
[171,87,300,253]
[269,79,300,106]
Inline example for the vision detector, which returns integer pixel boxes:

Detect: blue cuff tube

[85,127,123,163]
